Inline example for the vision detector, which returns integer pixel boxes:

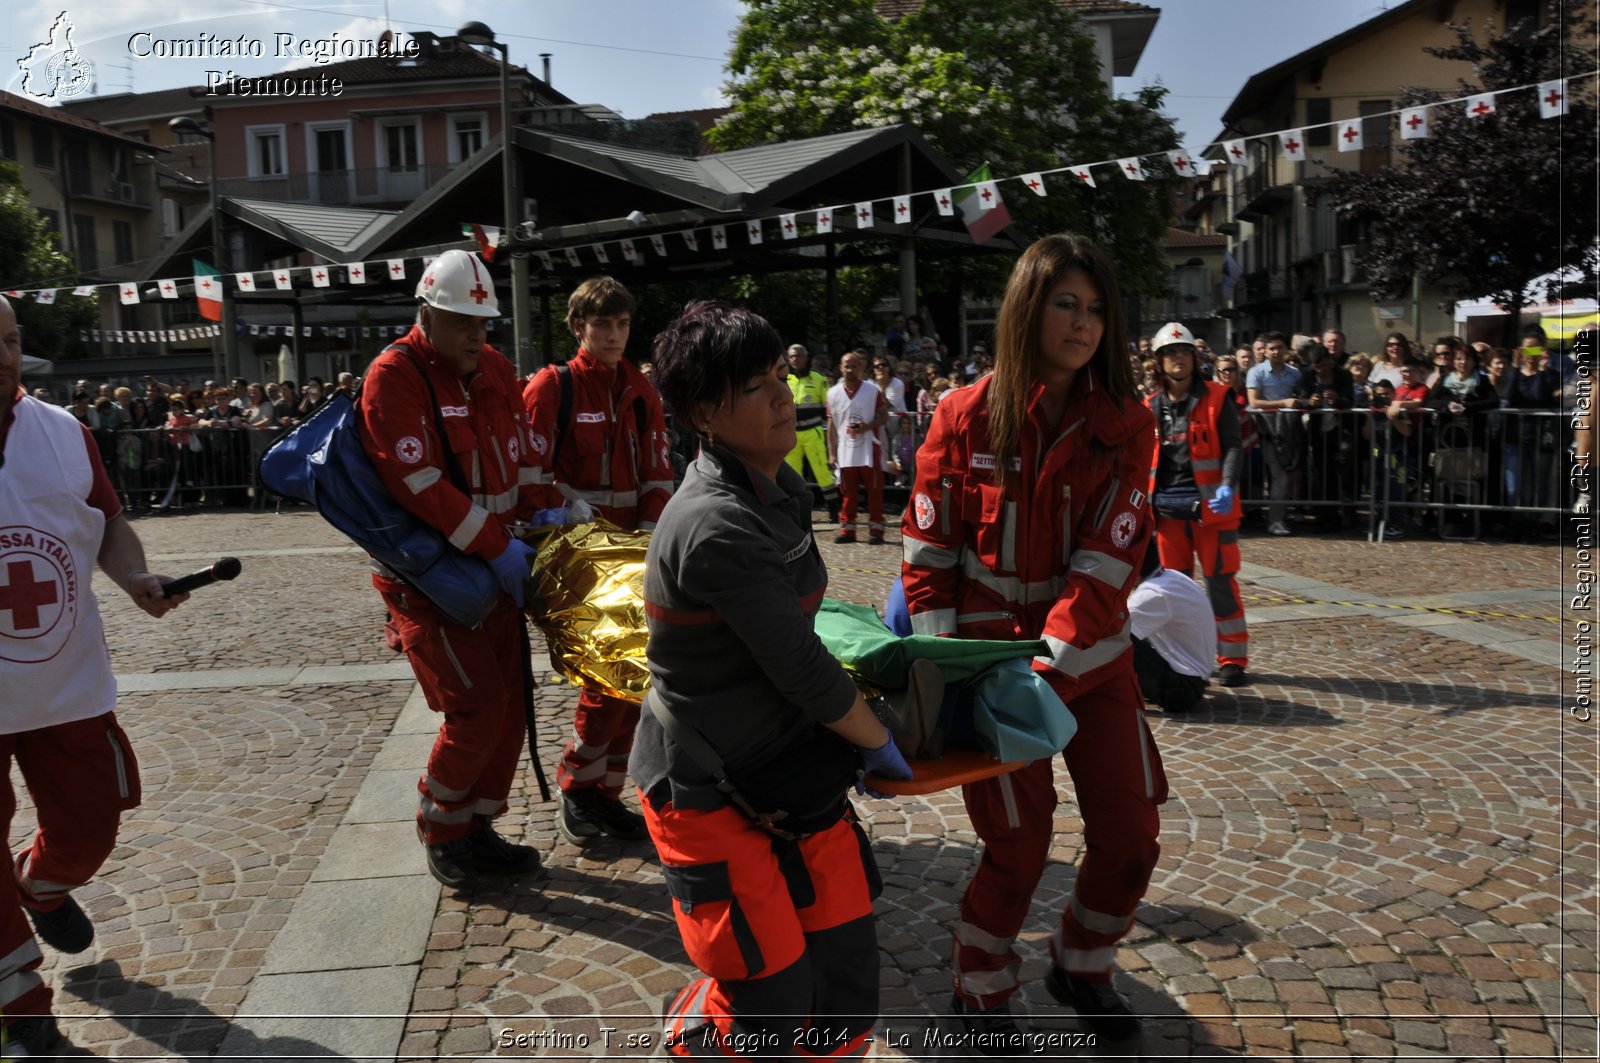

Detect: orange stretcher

[865,746,1028,796]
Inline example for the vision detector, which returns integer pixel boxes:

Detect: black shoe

[867,535,885,545]
[462,820,543,876]
[560,788,649,843]
[833,530,857,544]
[3,1014,62,1055]
[946,994,1026,1055]
[26,896,93,953]
[425,822,541,889]
[1216,664,1248,688]
[1045,966,1139,1041]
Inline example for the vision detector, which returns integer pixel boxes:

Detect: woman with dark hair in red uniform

[901,233,1164,1047]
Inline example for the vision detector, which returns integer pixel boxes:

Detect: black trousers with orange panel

[644,789,880,1060]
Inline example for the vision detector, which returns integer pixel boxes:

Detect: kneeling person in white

[1128,543,1215,713]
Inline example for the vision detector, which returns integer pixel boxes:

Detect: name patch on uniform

[781,533,814,563]
[914,491,936,530]
[576,412,607,424]
[1111,510,1139,549]
[395,436,424,464]
[969,453,1021,471]
[440,405,469,418]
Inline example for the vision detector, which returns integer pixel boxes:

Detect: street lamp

[168,115,235,381]
[458,21,532,374]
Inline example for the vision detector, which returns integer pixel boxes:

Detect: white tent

[20,353,52,375]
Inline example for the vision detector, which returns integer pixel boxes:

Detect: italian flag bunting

[192,259,221,320]
[953,163,1011,245]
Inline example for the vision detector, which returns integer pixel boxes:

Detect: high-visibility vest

[789,369,829,431]
[1147,380,1240,529]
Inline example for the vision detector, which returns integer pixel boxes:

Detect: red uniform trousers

[837,465,885,538]
[1153,515,1248,668]
[0,713,141,1020]
[952,667,1167,1009]
[645,794,878,1060]
[378,579,527,846]
[556,689,640,798]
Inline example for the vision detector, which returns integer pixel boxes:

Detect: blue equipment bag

[257,355,499,629]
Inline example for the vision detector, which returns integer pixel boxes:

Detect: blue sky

[7,0,1397,151]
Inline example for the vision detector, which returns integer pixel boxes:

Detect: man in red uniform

[524,277,674,845]
[0,296,189,1055]
[359,249,545,889]
[1145,322,1248,686]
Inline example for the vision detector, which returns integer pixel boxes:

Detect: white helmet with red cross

[416,249,499,317]
[1152,321,1197,356]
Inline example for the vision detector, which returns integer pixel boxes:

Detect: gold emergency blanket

[525,521,651,701]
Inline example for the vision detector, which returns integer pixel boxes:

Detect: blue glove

[531,507,570,527]
[488,538,538,608]
[856,732,913,799]
[1207,485,1236,516]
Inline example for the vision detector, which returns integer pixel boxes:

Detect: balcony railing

[62,168,154,208]
[215,163,455,206]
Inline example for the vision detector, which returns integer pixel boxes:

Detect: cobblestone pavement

[10,507,1594,1060]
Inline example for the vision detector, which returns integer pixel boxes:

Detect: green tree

[712,0,1182,304]
[1320,0,1597,345]
[0,162,96,359]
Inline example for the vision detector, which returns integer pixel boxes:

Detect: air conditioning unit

[111,181,135,202]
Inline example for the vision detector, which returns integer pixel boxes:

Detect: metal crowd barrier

[96,426,282,512]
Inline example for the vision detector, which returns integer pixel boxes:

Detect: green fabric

[813,598,1046,687]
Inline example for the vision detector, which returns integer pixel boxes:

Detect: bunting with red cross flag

[119,283,139,305]
[1401,107,1429,140]
[892,195,910,223]
[681,230,698,252]
[1337,121,1363,152]
[158,278,179,299]
[1166,149,1193,174]
[193,260,221,320]
[311,267,331,288]
[711,226,728,249]
[387,259,406,281]
[347,262,365,284]
[747,220,763,245]
[1278,131,1305,161]
[815,208,833,234]
[1539,79,1568,119]
[274,269,293,290]
[953,163,1009,245]
[236,272,257,292]
[1465,93,1497,119]
[564,247,582,267]
[1069,165,1096,188]
[855,201,874,227]
[1020,172,1047,196]
[594,242,611,263]
[933,189,955,216]
[34,289,54,305]
[649,235,668,256]
[779,213,798,239]
[1117,157,1146,181]
[1222,139,1247,165]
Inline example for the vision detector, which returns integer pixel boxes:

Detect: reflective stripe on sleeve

[909,608,957,636]
[955,921,1016,956]
[904,536,960,570]
[519,466,544,485]
[448,505,490,550]
[1069,550,1134,590]
[403,466,442,494]
[641,479,676,494]
[961,551,1064,605]
[1217,617,1248,636]
[1070,894,1133,936]
[1035,622,1133,678]
[956,963,1022,998]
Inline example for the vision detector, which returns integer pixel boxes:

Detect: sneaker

[26,896,93,953]
[867,535,886,546]
[1268,521,1291,537]
[1216,664,1247,688]
[833,530,857,544]
[946,994,1027,1056]
[2,1014,62,1056]
[560,788,649,844]
[1044,966,1139,1041]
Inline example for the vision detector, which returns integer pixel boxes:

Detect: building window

[74,215,97,270]
[247,125,286,177]
[0,120,15,161]
[449,113,486,163]
[33,126,54,168]
[383,121,420,172]
[1305,98,1331,147]
[113,220,134,266]
[1360,100,1392,148]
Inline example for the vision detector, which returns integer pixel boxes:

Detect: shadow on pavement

[58,960,352,1061]
[468,864,689,967]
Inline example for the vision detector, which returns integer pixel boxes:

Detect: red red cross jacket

[900,372,1156,701]
[358,325,541,561]
[522,349,675,530]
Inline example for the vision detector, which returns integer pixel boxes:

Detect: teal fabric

[970,658,1079,761]
[812,598,1045,687]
